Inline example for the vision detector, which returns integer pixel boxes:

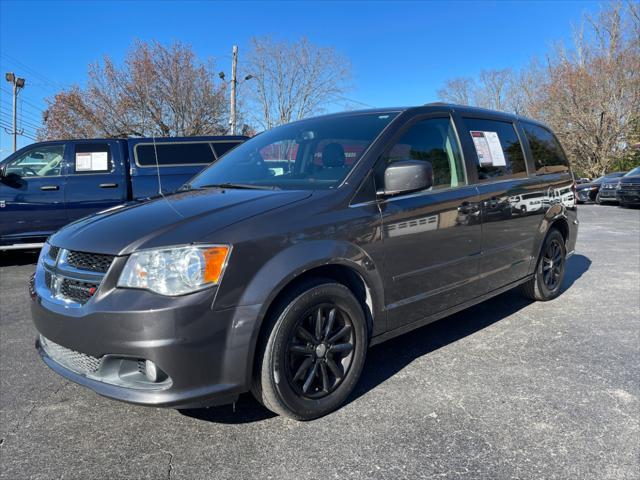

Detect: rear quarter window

[463,118,527,181]
[135,142,216,167]
[522,123,569,174]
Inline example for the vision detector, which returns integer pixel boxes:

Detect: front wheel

[252,279,368,420]
[521,229,567,301]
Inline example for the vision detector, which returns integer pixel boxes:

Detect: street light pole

[5,72,26,152]
[229,45,238,135]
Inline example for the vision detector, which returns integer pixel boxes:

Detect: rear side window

[522,123,569,174]
[73,143,112,174]
[464,118,527,181]
[135,142,216,167]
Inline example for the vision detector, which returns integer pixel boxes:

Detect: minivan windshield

[188,112,398,190]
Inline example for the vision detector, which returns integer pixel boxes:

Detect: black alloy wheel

[521,228,567,301]
[541,237,564,291]
[285,304,355,399]
[252,279,368,420]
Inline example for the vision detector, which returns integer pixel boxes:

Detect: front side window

[522,122,569,174]
[189,112,398,190]
[4,144,65,177]
[464,118,527,180]
[377,117,466,190]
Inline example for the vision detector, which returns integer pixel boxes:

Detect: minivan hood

[50,188,311,255]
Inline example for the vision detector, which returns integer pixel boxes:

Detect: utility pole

[229,45,238,135]
[218,47,252,136]
[5,72,26,152]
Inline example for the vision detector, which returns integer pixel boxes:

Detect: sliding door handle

[40,185,59,191]
[99,183,118,188]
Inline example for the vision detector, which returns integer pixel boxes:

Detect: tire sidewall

[266,283,368,419]
[535,230,567,300]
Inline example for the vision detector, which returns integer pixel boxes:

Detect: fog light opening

[145,360,157,382]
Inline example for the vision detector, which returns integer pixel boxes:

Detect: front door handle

[40,185,59,191]
[99,183,118,188]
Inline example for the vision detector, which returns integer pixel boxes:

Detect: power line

[0,87,46,113]
[0,52,68,91]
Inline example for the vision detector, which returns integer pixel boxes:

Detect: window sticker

[75,151,109,171]
[470,131,506,167]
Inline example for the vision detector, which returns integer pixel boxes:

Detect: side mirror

[379,160,433,196]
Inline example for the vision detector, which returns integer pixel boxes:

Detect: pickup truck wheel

[521,229,566,301]
[252,279,367,420]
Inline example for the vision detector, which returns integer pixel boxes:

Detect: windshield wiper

[194,183,280,191]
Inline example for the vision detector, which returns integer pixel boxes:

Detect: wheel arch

[236,240,385,386]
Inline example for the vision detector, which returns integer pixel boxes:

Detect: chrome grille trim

[40,335,102,376]
[35,244,115,307]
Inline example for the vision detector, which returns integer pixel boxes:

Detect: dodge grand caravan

[30,104,578,420]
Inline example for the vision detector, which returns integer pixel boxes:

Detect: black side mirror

[379,160,433,196]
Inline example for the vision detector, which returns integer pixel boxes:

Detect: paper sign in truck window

[75,151,109,172]
[470,131,507,167]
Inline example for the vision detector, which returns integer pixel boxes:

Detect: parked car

[0,136,247,250]
[575,172,625,203]
[30,104,578,420]
[615,166,640,207]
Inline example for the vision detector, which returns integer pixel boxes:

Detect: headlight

[118,245,231,296]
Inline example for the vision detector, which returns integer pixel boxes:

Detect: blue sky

[0,0,599,155]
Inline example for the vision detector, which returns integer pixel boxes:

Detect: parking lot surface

[1,204,638,480]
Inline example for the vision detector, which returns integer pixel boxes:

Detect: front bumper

[31,285,261,408]
[576,189,595,202]
[616,190,640,205]
[598,188,618,201]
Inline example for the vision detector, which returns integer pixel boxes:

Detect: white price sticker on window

[470,131,506,167]
[75,151,109,172]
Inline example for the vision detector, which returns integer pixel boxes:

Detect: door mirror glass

[381,160,433,196]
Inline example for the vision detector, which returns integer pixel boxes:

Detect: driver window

[377,117,466,191]
[5,145,65,178]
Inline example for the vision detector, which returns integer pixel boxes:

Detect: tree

[245,36,351,130]
[436,1,640,178]
[40,41,228,139]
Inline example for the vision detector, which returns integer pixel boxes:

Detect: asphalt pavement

[0,204,638,479]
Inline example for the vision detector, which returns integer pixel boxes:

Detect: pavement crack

[166,451,174,480]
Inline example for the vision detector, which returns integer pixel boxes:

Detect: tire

[619,202,628,208]
[521,229,567,301]
[252,278,368,420]
[595,193,602,204]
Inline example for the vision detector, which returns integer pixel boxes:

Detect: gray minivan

[30,104,578,420]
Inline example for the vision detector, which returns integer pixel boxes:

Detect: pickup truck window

[73,143,112,174]
[189,112,399,190]
[377,117,466,190]
[4,144,65,178]
[135,142,217,167]
[522,122,569,174]
[464,118,527,181]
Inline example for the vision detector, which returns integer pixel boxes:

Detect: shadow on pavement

[180,254,592,424]
[0,250,40,267]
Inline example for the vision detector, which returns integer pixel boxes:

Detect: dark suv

[30,104,578,420]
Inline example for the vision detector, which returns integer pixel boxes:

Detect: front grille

[59,278,98,304]
[40,336,102,376]
[44,271,53,289]
[48,245,60,260]
[66,251,114,273]
[619,183,640,191]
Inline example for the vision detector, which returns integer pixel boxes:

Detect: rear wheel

[521,229,567,301]
[252,279,368,420]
